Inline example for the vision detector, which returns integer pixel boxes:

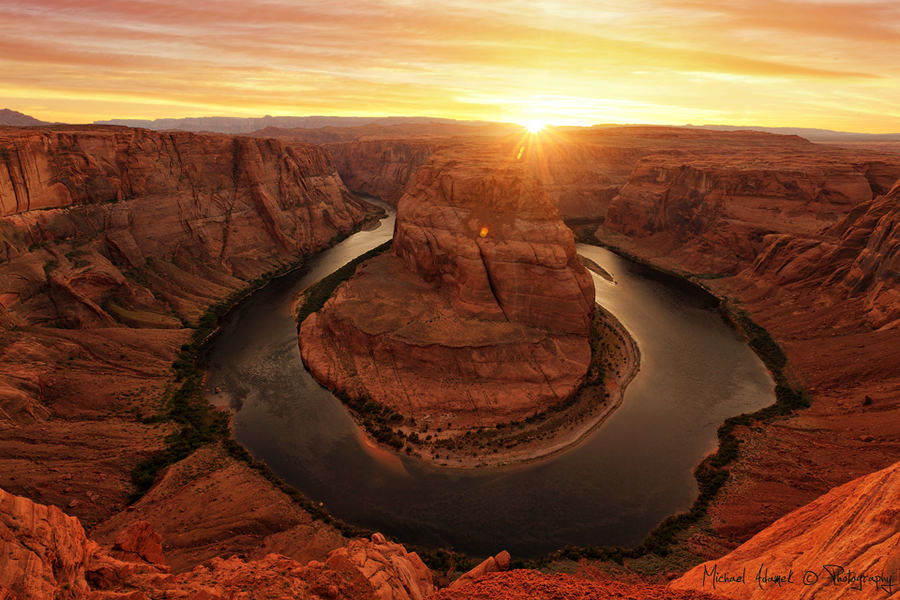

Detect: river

[200,205,774,558]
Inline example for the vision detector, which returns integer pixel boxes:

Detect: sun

[522,121,545,134]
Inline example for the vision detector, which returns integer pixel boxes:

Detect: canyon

[2,119,900,599]
[308,124,900,547]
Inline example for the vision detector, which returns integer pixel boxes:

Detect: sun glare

[523,121,545,134]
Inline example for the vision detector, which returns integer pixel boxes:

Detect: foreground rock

[300,146,595,434]
[672,459,900,599]
[0,486,433,600]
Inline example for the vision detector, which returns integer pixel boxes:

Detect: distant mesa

[685,123,900,143]
[93,114,497,135]
[0,108,51,127]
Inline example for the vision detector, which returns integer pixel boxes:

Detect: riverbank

[556,219,813,565]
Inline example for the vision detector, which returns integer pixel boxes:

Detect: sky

[2,0,899,132]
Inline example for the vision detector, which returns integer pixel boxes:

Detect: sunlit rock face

[392,159,595,333]
[750,178,900,330]
[0,485,434,600]
[300,148,595,428]
[672,459,900,600]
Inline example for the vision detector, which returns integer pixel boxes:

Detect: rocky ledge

[0,486,435,600]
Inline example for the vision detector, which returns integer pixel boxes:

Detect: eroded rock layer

[672,459,900,600]
[0,486,433,600]
[0,126,375,530]
[300,148,594,428]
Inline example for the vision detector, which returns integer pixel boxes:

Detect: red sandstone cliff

[602,131,900,273]
[750,178,900,329]
[4,122,900,600]
[299,145,595,431]
[672,459,900,599]
[567,132,900,554]
[326,139,437,204]
[0,126,376,533]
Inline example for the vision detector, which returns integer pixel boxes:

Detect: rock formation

[602,130,900,274]
[448,551,511,590]
[751,178,900,329]
[0,486,434,600]
[4,121,900,600]
[299,147,595,430]
[672,459,900,599]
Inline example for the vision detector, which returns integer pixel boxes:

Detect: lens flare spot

[516,145,524,160]
[479,225,489,238]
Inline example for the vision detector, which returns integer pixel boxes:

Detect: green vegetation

[721,301,788,377]
[293,240,411,448]
[127,218,388,541]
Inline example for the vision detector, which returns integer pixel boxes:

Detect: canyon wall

[603,132,899,274]
[320,128,644,218]
[326,139,437,204]
[0,126,376,532]
[299,145,595,431]
[314,123,900,561]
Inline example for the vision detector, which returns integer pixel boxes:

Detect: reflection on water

[200,212,774,558]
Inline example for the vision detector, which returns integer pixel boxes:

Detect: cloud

[0,0,898,130]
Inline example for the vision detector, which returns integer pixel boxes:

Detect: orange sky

[2,0,899,131]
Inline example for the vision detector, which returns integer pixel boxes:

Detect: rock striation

[603,131,900,274]
[751,178,900,330]
[672,459,900,599]
[300,148,595,430]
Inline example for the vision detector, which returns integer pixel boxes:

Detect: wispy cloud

[1,0,898,130]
